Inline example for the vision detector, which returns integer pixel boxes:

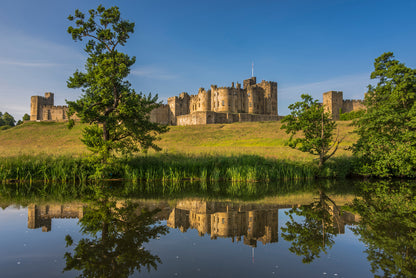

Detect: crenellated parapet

[30,92,77,121]
[323,91,365,120]
[165,76,278,125]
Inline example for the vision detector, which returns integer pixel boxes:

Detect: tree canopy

[0,112,16,129]
[353,52,416,177]
[281,94,341,167]
[281,190,341,263]
[64,190,168,277]
[22,113,30,121]
[352,181,416,277]
[66,5,168,161]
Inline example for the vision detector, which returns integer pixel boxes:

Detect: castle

[150,76,281,125]
[30,92,70,121]
[322,91,365,120]
[26,200,360,246]
[29,80,365,124]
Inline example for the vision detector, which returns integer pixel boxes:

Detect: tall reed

[1,153,353,184]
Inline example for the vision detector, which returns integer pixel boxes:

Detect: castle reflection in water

[27,200,359,247]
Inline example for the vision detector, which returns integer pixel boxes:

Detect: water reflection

[352,181,416,277]
[28,204,84,232]
[167,200,284,247]
[5,190,369,277]
[281,190,358,263]
[4,180,416,277]
[63,191,169,278]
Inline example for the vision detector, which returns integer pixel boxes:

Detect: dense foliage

[352,181,416,277]
[339,109,365,121]
[66,5,167,161]
[281,94,341,167]
[281,190,341,263]
[0,112,16,130]
[353,52,416,177]
[64,191,168,277]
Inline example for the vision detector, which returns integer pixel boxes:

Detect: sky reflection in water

[0,195,378,278]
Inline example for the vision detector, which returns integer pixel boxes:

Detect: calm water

[0,199,371,277]
[1,180,415,277]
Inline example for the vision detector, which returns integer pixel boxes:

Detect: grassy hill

[0,120,357,161]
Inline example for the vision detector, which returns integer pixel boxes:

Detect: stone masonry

[30,92,71,121]
[322,91,365,120]
[152,76,281,126]
[30,82,365,125]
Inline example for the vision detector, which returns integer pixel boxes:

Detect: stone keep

[30,92,70,121]
[323,91,365,120]
[157,77,279,126]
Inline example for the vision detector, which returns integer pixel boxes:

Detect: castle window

[249,102,252,107]
[222,100,225,106]
[248,93,250,97]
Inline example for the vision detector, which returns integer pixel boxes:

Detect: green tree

[66,5,168,161]
[352,181,416,277]
[281,190,342,263]
[1,112,15,127]
[22,113,30,121]
[353,52,416,177]
[64,191,169,277]
[281,94,341,167]
[0,112,4,126]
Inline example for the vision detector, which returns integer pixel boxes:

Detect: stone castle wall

[342,99,365,113]
[30,92,77,121]
[165,76,279,126]
[323,91,365,120]
[30,92,54,121]
[149,104,170,125]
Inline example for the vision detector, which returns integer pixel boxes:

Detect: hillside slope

[0,121,357,161]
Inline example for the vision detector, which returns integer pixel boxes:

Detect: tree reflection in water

[64,190,169,278]
[281,189,342,263]
[352,181,416,278]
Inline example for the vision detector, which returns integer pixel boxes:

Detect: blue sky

[1,0,415,120]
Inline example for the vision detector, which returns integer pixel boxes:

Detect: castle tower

[196,88,211,112]
[215,88,231,113]
[243,77,256,89]
[168,92,190,125]
[323,91,343,120]
[30,92,54,121]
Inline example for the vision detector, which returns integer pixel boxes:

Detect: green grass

[0,121,358,183]
[0,120,358,162]
[0,152,355,186]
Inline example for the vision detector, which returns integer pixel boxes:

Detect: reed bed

[0,155,91,183]
[121,154,318,183]
[0,153,353,184]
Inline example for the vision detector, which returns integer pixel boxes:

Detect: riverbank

[0,121,357,183]
[0,153,354,184]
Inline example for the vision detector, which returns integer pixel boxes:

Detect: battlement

[30,92,79,121]
[163,76,278,125]
[322,91,365,120]
[29,76,278,125]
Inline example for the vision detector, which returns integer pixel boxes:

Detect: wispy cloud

[0,25,84,67]
[278,73,375,115]
[0,59,60,68]
[0,25,85,120]
[131,66,179,80]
